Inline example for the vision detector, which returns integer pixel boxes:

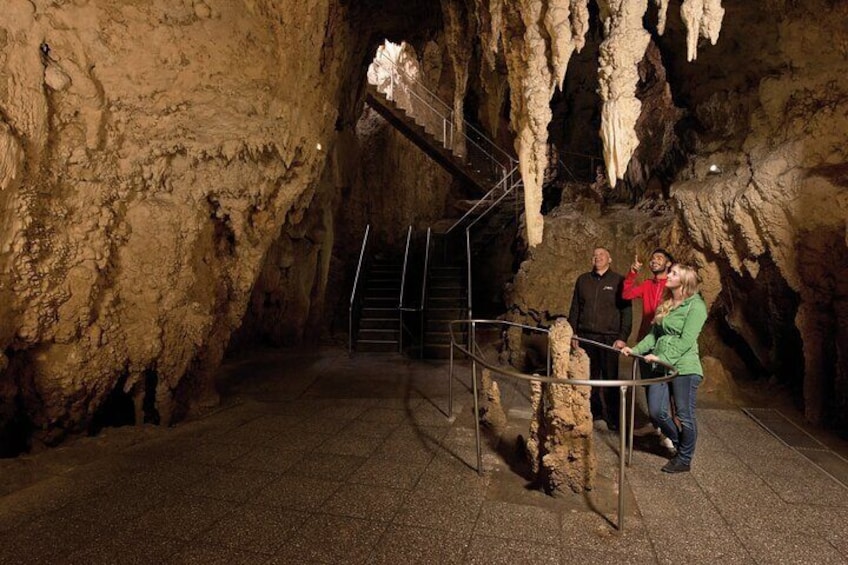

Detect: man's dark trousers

[581,332,621,430]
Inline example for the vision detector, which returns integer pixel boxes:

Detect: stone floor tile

[165,543,271,565]
[124,494,234,541]
[249,475,342,511]
[465,534,561,565]
[178,441,254,467]
[63,531,185,565]
[559,510,654,558]
[322,483,408,522]
[285,452,366,481]
[474,500,560,545]
[226,445,306,474]
[735,527,846,565]
[0,511,104,564]
[644,514,754,564]
[413,454,491,498]
[313,431,384,457]
[366,524,469,564]
[348,455,431,490]
[393,491,483,534]
[123,460,217,493]
[195,504,308,555]
[358,407,409,425]
[182,467,280,503]
[59,483,169,525]
[274,514,387,564]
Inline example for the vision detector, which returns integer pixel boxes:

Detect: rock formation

[526,318,595,494]
[0,0,359,447]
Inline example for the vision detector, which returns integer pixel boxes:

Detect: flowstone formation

[0,0,353,448]
[526,318,595,494]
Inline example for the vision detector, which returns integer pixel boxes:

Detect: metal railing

[370,49,516,186]
[398,226,413,353]
[447,319,679,531]
[418,227,432,358]
[445,165,522,235]
[348,224,371,354]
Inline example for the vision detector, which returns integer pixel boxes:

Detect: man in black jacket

[568,247,632,430]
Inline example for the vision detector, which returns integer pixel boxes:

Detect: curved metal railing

[447,319,679,531]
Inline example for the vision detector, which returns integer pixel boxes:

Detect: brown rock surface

[0,0,353,444]
[526,317,595,494]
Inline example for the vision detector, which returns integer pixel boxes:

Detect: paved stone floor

[1,346,847,564]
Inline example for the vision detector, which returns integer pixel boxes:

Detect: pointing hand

[631,254,642,273]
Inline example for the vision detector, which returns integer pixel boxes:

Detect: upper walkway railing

[447,319,679,532]
[370,49,517,188]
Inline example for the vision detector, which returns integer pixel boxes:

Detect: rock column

[526,318,595,494]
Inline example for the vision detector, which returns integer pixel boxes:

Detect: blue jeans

[647,374,702,465]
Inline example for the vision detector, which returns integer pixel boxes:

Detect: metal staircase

[356,256,403,352]
[421,235,467,359]
[365,50,515,194]
[351,51,528,359]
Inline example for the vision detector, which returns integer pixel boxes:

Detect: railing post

[449,326,454,418]
[472,320,482,475]
[618,385,627,531]
[399,225,413,354]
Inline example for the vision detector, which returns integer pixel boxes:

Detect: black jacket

[568,269,632,340]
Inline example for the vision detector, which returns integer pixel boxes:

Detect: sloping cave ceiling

[0,0,846,455]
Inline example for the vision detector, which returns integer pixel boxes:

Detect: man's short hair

[652,248,674,264]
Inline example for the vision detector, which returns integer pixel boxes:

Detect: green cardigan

[632,293,708,376]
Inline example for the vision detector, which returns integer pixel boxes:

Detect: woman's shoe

[661,457,691,473]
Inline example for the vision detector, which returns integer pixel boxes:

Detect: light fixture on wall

[707,164,722,175]
[316,143,323,151]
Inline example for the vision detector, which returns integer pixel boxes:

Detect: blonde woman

[622,264,707,473]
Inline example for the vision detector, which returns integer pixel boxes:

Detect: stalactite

[545,0,574,90]
[653,0,670,34]
[441,1,472,159]
[464,0,721,241]
[597,0,650,187]
[681,0,725,61]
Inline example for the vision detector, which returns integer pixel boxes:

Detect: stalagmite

[526,318,595,494]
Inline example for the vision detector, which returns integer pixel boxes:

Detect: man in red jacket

[623,248,674,339]
[623,248,675,444]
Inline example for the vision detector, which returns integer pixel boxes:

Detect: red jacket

[622,271,668,339]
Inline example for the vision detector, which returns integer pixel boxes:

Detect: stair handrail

[419,227,432,359]
[398,225,413,353]
[349,224,371,354]
[466,175,524,233]
[446,165,521,234]
[371,50,516,174]
[466,228,473,325]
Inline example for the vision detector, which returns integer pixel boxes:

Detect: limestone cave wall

[0,0,361,449]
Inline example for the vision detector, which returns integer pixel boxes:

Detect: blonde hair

[654,264,700,322]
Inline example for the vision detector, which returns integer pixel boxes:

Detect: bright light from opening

[708,164,721,174]
[316,143,322,151]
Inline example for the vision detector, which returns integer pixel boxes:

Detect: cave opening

[89,371,136,436]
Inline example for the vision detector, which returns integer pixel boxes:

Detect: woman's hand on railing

[620,346,633,357]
